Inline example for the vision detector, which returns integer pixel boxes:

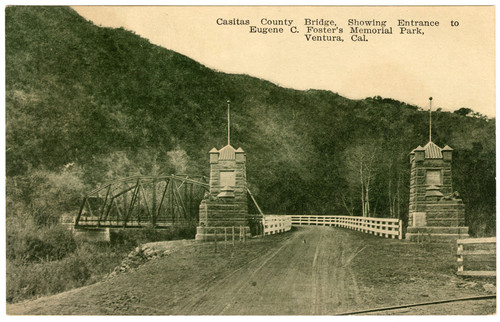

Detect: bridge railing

[286,215,403,239]
[457,237,496,276]
[262,215,292,235]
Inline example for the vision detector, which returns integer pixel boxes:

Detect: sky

[71,6,495,116]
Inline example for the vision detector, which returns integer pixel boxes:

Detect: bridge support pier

[73,227,111,242]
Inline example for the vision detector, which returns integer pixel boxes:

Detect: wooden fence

[287,215,403,239]
[457,237,496,276]
[262,215,292,235]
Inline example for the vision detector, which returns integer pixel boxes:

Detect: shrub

[39,224,77,260]
[73,242,129,283]
[6,217,76,263]
[6,167,89,226]
[247,216,263,236]
[6,255,90,303]
[6,242,130,303]
[109,221,197,246]
[166,221,197,240]
[6,217,197,303]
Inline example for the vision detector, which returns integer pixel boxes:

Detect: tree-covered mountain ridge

[5,6,495,236]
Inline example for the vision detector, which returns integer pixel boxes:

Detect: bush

[39,225,77,260]
[73,242,130,283]
[6,215,197,303]
[7,167,88,218]
[6,255,90,303]
[248,216,263,236]
[7,216,77,263]
[110,221,197,246]
[167,221,197,240]
[6,241,131,303]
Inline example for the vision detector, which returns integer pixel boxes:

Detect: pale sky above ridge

[73,6,495,117]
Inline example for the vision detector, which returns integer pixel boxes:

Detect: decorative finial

[429,97,432,142]
[227,99,231,146]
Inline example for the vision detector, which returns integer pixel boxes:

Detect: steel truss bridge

[75,175,209,228]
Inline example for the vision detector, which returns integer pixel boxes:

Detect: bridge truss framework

[75,175,209,228]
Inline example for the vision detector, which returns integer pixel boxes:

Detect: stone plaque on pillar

[413,212,427,227]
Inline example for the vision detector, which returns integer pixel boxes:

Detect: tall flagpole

[227,99,231,146]
[429,97,433,142]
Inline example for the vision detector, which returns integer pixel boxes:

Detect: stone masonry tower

[406,98,469,241]
[408,141,453,218]
[195,101,250,241]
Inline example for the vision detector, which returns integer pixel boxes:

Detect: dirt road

[7,226,496,315]
[174,226,365,315]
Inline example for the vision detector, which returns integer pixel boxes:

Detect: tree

[454,107,473,116]
[343,144,380,217]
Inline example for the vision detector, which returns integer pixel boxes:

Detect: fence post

[224,227,227,249]
[232,226,235,246]
[457,240,464,273]
[214,229,218,253]
[398,220,403,240]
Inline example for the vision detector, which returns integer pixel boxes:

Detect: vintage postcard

[4,4,496,316]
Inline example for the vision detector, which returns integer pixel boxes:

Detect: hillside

[5,6,495,235]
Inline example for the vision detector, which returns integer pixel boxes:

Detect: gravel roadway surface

[6,226,497,315]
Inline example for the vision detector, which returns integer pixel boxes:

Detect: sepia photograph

[3,2,497,316]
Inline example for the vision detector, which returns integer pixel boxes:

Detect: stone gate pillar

[406,141,469,241]
[195,144,250,241]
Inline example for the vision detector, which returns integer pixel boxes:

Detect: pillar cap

[412,145,425,152]
[219,144,236,160]
[442,145,453,151]
[423,141,443,159]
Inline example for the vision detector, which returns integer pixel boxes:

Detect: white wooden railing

[286,215,403,239]
[262,215,292,235]
[457,237,496,276]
